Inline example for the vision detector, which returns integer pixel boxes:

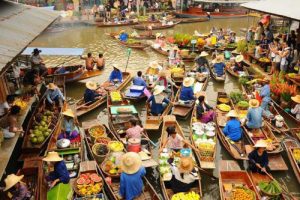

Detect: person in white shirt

[279,42,290,72]
[0,95,15,117]
[291,95,300,120]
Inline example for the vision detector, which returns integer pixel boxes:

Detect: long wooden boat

[225,64,249,78]
[159,115,202,200]
[132,21,180,30]
[290,128,300,142]
[82,120,160,200]
[215,91,248,160]
[108,33,150,49]
[176,17,209,24]
[75,72,132,117]
[96,20,139,27]
[108,32,155,40]
[151,45,169,56]
[209,63,226,82]
[272,99,300,126]
[282,139,300,184]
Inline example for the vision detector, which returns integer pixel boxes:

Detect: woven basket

[73,172,103,197]
[89,125,106,143]
[92,143,109,164]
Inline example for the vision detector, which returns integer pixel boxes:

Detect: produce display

[76,173,103,196]
[94,143,108,156]
[102,154,123,176]
[89,125,106,140]
[13,98,28,111]
[107,141,124,152]
[258,180,282,196]
[159,149,172,181]
[95,137,111,145]
[293,148,300,165]
[170,67,184,78]
[171,191,200,200]
[110,91,122,102]
[229,91,245,104]
[230,187,255,200]
[259,57,270,63]
[218,97,230,104]
[237,101,249,110]
[217,104,231,112]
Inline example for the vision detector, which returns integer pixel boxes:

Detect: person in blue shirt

[246,99,264,129]
[179,77,195,103]
[57,109,79,141]
[223,110,242,142]
[119,30,128,42]
[46,83,65,107]
[213,55,226,77]
[147,85,170,116]
[43,151,70,188]
[119,152,146,200]
[248,140,269,174]
[109,65,123,83]
[84,81,101,104]
[259,77,271,113]
[132,71,147,87]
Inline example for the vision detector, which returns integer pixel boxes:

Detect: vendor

[223,110,242,142]
[45,83,65,108]
[169,157,198,193]
[229,31,236,43]
[84,81,103,104]
[132,71,147,87]
[80,52,95,71]
[119,152,146,200]
[152,70,178,93]
[30,48,47,77]
[246,99,263,129]
[196,94,214,123]
[58,109,79,141]
[259,77,272,114]
[213,55,226,77]
[169,46,181,65]
[147,85,170,116]
[43,151,70,188]
[248,140,269,174]
[0,95,15,117]
[119,30,128,42]
[291,95,300,120]
[126,119,143,139]
[0,105,22,139]
[22,68,42,95]
[233,55,245,72]
[109,64,123,83]
[179,77,195,103]
[194,51,209,81]
[3,174,31,199]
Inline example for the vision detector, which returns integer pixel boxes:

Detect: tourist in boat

[222,110,242,142]
[119,152,146,200]
[3,174,31,199]
[43,151,70,188]
[213,55,226,77]
[245,99,264,130]
[169,46,181,65]
[45,83,65,107]
[233,55,246,73]
[119,30,129,42]
[269,38,281,75]
[105,3,111,21]
[147,85,170,116]
[0,105,22,139]
[30,48,47,77]
[133,71,147,87]
[126,119,143,139]
[169,157,198,193]
[0,95,15,117]
[84,81,104,104]
[248,140,269,174]
[108,64,123,83]
[179,77,195,104]
[259,77,272,115]
[96,53,105,70]
[291,95,300,120]
[57,109,79,141]
[152,70,178,93]
[196,94,215,123]
[80,52,95,71]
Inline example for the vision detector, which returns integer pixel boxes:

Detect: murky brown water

[30,17,300,199]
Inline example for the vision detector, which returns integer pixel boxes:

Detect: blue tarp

[22,47,85,56]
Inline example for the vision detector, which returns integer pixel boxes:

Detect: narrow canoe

[272,99,300,126]
[225,65,249,78]
[177,17,209,24]
[289,128,300,142]
[159,115,202,200]
[108,33,150,49]
[96,21,139,27]
[132,22,180,30]
[215,91,248,160]
[151,45,169,56]
[75,72,132,117]
[209,63,226,82]
[108,32,155,40]
[282,139,300,184]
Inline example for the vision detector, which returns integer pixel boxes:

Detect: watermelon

[76,177,85,185]
[91,175,101,183]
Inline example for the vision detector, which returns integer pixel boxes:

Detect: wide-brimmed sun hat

[254,139,268,148]
[178,157,194,173]
[62,109,75,118]
[43,151,63,162]
[226,110,238,118]
[291,95,300,104]
[199,51,209,57]
[173,46,179,51]
[112,64,119,70]
[183,77,195,87]
[4,174,24,191]
[86,81,97,90]
[153,85,165,95]
[120,152,142,174]
[249,99,259,108]
[235,55,244,63]
[149,61,160,69]
[47,83,57,90]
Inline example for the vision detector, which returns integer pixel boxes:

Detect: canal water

[30,17,300,199]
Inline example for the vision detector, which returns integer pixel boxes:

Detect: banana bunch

[14,99,27,110]
[217,103,231,112]
[293,148,300,162]
[171,191,200,200]
[110,91,122,102]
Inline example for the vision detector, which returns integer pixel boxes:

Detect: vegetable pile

[217,103,231,112]
[171,191,200,200]
[237,101,249,110]
[159,150,171,181]
[230,187,255,200]
[108,141,124,152]
[293,148,300,165]
[229,91,245,104]
[110,91,122,102]
[258,180,282,196]
[76,173,102,196]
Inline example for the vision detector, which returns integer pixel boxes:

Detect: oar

[141,132,157,147]
[193,164,218,180]
[75,101,92,110]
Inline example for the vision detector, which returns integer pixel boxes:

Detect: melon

[91,175,101,183]
[76,177,85,185]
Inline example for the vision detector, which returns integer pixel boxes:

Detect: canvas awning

[241,0,300,21]
[22,48,85,56]
[0,1,59,74]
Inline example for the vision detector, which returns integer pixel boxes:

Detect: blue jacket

[179,86,194,101]
[48,161,70,183]
[133,76,147,87]
[147,95,170,115]
[247,107,263,129]
[248,149,268,168]
[84,89,100,103]
[213,62,226,76]
[260,84,271,103]
[223,118,242,141]
[120,167,146,200]
[109,70,123,82]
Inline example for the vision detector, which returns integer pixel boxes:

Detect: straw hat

[62,109,75,118]
[173,46,179,51]
[183,77,195,87]
[120,30,125,33]
[48,83,57,90]
[249,99,259,108]
[178,157,194,173]
[86,81,97,90]
[291,95,300,104]
[254,139,268,148]
[235,55,244,63]
[149,61,160,69]
[43,151,63,162]
[4,174,24,191]
[156,33,163,38]
[226,110,238,118]
[213,55,224,64]
[120,152,142,174]
[199,51,209,57]
[261,77,270,83]
[153,85,165,95]
[112,64,119,70]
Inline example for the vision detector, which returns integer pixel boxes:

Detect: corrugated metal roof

[0,1,59,74]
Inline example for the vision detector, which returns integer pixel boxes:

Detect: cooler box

[130,85,145,93]
[126,91,143,98]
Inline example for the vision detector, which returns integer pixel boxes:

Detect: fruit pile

[231,187,255,200]
[103,155,122,176]
[108,141,124,152]
[89,125,106,140]
[159,150,171,180]
[110,91,122,102]
[13,98,28,110]
[171,191,200,200]
[76,173,103,196]
[258,180,282,196]
[259,57,270,63]
[170,67,184,78]
[217,103,231,112]
[293,148,300,164]
[218,97,230,104]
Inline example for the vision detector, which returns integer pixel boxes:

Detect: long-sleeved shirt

[147,95,170,115]
[119,167,146,200]
[195,57,209,68]
[109,70,123,82]
[246,107,263,129]
[62,118,79,133]
[12,183,30,200]
[46,88,65,104]
[222,118,242,141]
[248,149,268,168]
[84,88,100,103]
[213,62,226,76]
[48,161,70,184]
[260,84,271,103]
[133,76,147,87]
[179,86,194,101]
[196,103,212,118]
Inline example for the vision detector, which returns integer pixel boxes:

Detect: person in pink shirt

[126,120,143,139]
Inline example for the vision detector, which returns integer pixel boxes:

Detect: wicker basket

[100,159,121,178]
[89,125,106,143]
[73,172,103,197]
[95,137,111,145]
[92,143,109,164]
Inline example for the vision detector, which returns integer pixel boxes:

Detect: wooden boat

[132,21,180,30]
[82,120,160,200]
[272,99,300,126]
[215,91,248,160]
[159,115,202,200]
[96,20,139,27]
[219,170,260,200]
[209,63,226,82]
[290,128,300,142]
[107,32,155,40]
[124,85,147,102]
[151,45,169,56]
[176,17,209,24]
[75,72,132,117]
[108,33,150,49]
[225,65,249,78]
[282,139,300,183]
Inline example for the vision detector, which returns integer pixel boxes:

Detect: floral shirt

[167,134,183,149]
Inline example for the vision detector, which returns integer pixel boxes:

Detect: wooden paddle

[140,132,158,147]
[193,164,218,180]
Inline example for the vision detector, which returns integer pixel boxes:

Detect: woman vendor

[109,64,123,83]
[126,119,143,139]
[84,81,106,104]
[179,77,195,104]
[43,151,70,188]
[232,55,246,73]
[3,174,31,199]
[152,70,178,94]
[259,77,272,116]
[194,51,209,81]
[45,83,65,108]
[57,109,79,141]
[0,105,23,139]
[248,140,269,174]
[196,94,215,123]
[245,99,264,130]
[291,95,300,120]
[222,110,242,142]
[213,55,226,77]
[119,152,146,200]
[147,85,170,116]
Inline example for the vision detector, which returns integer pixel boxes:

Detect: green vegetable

[230,91,245,104]
[258,181,282,196]
[239,76,250,85]
[237,101,249,109]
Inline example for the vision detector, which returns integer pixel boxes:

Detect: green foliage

[239,76,250,85]
[281,93,292,102]
[230,91,245,104]
[173,33,197,46]
[236,39,248,53]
